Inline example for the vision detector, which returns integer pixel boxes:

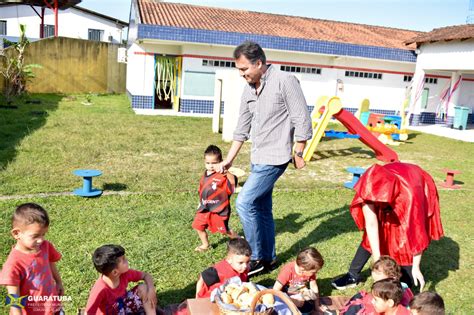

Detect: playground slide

[334,109,399,163]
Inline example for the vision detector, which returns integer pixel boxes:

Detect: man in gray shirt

[218,41,312,276]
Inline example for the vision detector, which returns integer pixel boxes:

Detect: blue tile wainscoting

[180,99,214,114]
[130,94,456,127]
[137,24,417,63]
[131,95,154,109]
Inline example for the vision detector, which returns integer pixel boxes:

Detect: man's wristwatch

[295,151,304,158]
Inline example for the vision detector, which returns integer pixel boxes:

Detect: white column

[406,68,425,126]
[212,78,223,133]
[447,71,462,117]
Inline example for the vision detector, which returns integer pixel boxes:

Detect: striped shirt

[233,65,312,165]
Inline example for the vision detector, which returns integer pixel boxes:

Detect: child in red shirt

[192,145,238,252]
[409,292,445,315]
[340,256,414,315]
[196,238,251,298]
[0,203,64,315]
[85,244,157,315]
[273,247,324,314]
[370,279,410,315]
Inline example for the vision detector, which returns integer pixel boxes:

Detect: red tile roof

[405,24,474,46]
[137,0,422,50]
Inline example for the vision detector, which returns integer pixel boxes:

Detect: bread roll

[231,286,247,301]
[237,292,252,308]
[220,292,233,304]
[261,293,274,307]
[225,283,239,294]
[243,282,258,295]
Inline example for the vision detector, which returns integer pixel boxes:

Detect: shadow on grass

[276,205,358,295]
[0,94,61,170]
[159,281,196,308]
[422,236,459,292]
[311,147,375,161]
[103,182,128,191]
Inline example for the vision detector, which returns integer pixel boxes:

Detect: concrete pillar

[212,78,223,133]
[406,68,425,126]
[447,71,462,118]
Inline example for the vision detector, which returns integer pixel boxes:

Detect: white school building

[126,0,474,127]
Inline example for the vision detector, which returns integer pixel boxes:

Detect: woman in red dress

[331,162,444,291]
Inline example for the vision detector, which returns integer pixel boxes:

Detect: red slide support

[334,109,399,163]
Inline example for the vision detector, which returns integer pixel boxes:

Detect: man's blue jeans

[236,162,288,261]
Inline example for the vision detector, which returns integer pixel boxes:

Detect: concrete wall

[1,37,126,94]
[0,5,125,43]
[417,40,474,71]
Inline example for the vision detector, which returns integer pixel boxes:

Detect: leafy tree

[1,24,41,101]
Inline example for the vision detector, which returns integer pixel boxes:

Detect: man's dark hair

[12,203,50,228]
[204,145,223,161]
[371,278,403,305]
[92,244,126,275]
[233,41,266,65]
[227,238,252,257]
[409,292,445,315]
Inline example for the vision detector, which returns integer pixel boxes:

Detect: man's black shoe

[331,273,359,290]
[248,260,265,277]
[262,259,279,272]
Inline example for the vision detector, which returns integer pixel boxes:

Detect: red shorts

[192,212,229,234]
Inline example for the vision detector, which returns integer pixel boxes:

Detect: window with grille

[88,29,103,41]
[425,77,438,84]
[43,24,55,37]
[403,75,413,82]
[345,70,382,80]
[0,21,6,35]
[202,59,235,68]
[280,65,321,74]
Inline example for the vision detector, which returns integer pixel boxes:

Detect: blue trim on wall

[137,24,417,63]
[131,95,154,109]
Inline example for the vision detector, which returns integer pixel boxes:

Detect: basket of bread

[211,278,301,315]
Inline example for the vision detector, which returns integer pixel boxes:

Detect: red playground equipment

[304,97,399,163]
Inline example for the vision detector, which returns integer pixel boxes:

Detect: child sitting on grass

[371,279,410,315]
[409,292,445,315]
[85,244,157,315]
[196,238,251,298]
[340,256,413,314]
[192,145,238,252]
[0,203,64,315]
[273,247,324,314]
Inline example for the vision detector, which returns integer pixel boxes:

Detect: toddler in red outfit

[273,247,324,314]
[0,203,64,315]
[371,279,410,315]
[85,244,158,315]
[195,238,251,298]
[192,145,238,252]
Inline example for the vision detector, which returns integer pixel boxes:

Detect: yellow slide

[303,97,343,161]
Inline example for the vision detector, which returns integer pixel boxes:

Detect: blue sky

[79,0,471,32]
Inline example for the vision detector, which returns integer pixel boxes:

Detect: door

[154,56,179,109]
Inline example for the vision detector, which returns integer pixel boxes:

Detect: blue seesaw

[344,167,366,189]
[73,169,103,197]
[325,130,360,139]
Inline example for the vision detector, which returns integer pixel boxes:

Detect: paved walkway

[408,124,474,143]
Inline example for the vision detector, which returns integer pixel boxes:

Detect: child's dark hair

[296,247,324,272]
[371,278,403,305]
[409,292,445,315]
[227,238,251,257]
[204,145,223,161]
[92,244,126,275]
[371,255,402,280]
[12,203,50,228]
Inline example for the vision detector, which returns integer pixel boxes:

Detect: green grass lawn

[0,94,473,313]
